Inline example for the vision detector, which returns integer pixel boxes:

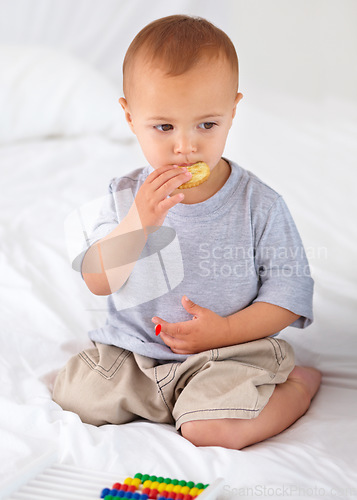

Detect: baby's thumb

[182,295,200,317]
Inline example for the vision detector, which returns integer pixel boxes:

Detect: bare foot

[288,366,322,400]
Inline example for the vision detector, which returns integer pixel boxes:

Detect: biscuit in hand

[178,161,210,189]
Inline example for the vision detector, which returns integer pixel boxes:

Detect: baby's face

[120,56,242,173]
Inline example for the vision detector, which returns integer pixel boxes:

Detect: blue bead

[132,494,141,500]
[125,493,132,499]
[140,495,149,500]
[110,490,119,496]
[101,488,111,498]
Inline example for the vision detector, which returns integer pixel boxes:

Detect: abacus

[100,473,224,500]
[2,451,224,500]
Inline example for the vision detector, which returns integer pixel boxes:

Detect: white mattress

[1,1,356,499]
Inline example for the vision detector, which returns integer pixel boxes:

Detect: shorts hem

[174,396,274,430]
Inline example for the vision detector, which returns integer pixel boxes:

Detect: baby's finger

[151,166,192,192]
[156,170,192,196]
[159,330,190,354]
[152,317,188,339]
[146,164,179,185]
[159,192,185,211]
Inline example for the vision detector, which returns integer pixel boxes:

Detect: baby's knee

[52,359,81,412]
[52,354,101,425]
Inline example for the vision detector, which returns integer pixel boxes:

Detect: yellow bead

[158,483,167,492]
[190,487,199,496]
[124,478,133,485]
[173,485,181,493]
[181,486,190,494]
[143,480,152,488]
[151,482,159,490]
[166,484,174,492]
[132,478,141,487]
[198,489,204,495]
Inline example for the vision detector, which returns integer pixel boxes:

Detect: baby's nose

[174,132,197,155]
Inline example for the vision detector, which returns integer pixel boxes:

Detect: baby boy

[53,15,321,449]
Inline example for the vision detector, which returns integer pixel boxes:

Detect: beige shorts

[53,338,295,430]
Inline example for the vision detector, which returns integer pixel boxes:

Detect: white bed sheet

[0,135,356,500]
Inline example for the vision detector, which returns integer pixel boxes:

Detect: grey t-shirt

[85,159,314,362]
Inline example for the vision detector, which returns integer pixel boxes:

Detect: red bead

[129,485,137,492]
[121,484,129,492]
[112,483,121,489]
[149,489,159,499]
[183,495,192,500]
[142,487,151,495]
[176,495,184,500]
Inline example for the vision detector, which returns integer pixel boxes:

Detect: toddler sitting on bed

[53,15,321,449]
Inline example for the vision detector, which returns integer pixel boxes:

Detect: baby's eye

[198,122,216,130]
[155,124,173,132]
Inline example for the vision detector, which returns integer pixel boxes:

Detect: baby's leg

[181,366,321,450]
[53,343,173,426]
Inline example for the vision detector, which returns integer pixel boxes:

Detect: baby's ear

[119,97,135,133]
[232,92,244,119]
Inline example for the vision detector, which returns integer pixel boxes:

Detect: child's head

[119,15,243,174]
[122,15,239,101]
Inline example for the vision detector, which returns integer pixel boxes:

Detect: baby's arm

[154,297,299,354]
[225,301,299,344]
[82,165,191,295]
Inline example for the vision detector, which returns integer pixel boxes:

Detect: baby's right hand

[133,165,192,232]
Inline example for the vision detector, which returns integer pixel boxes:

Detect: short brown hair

[122,15,238,98]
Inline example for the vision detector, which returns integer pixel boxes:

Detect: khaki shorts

[53,338,294,430]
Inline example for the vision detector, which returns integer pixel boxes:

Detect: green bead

[187,481,194,488]
[196,483,204,489]
[157,477,164,483]
[164,478,171,484]
[172,479,179,485]
[150,475,157,482]
[134,473,142,479]
[204,484,209,488]
[179,480,187,487]
[142,474,150,482]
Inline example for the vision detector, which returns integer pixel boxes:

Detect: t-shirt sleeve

[74,180,119,277]
[85,180,119,247]
[253,196,314,328]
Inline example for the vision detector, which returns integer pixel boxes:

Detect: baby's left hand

[152,296,231,354]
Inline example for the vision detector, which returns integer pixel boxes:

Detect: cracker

[178,161,210,189]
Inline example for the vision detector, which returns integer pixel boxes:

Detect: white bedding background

[0,1,357,499]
